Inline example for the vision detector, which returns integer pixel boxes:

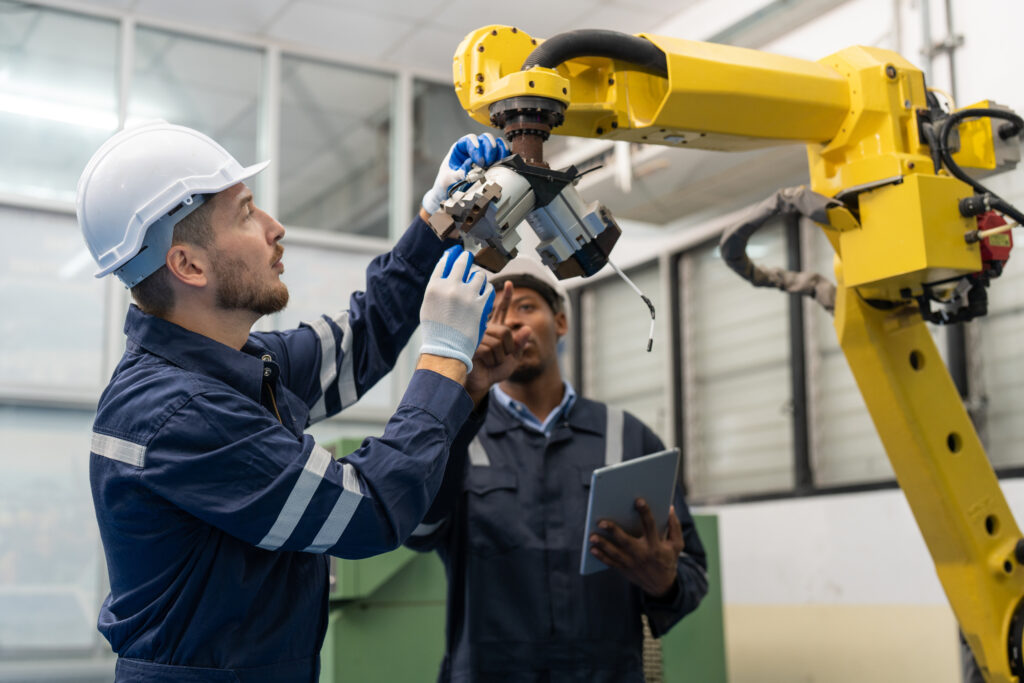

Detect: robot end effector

[423,93,656,351]
[426,153,621,280]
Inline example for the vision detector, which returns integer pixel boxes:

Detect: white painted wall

[701,488,944,608]
[688,481,1024,682]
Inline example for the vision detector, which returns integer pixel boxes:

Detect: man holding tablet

[407,257,708,683]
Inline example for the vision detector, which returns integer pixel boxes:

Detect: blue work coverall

[89,217,470,682]
[406,387,709,683]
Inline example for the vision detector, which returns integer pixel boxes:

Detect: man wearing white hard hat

[78,121,511,681]
[407,257,709,682]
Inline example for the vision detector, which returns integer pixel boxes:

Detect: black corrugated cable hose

[521,29,668,77]
[718,186,839,314]
[938,107,1024,226]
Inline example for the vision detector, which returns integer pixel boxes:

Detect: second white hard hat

[76,121,269,287]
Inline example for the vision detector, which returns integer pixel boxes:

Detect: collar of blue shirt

[491,381,578,436]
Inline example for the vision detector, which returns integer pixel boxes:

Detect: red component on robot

[978,210,1012,273]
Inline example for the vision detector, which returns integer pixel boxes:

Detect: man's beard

[211,250,289,316]
[508,361,544,384]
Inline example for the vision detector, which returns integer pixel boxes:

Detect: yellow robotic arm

[441,24,1024,683]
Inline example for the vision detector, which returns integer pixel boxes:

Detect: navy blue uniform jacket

[89,217,470,682]
[406,393,709,683]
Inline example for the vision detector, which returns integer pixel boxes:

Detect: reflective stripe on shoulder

[258,443,334,550]
[468,437,490,467]
[91,432,146,468]
[605,406,624,466]
[307,311,358,423]
[305,462,365,553]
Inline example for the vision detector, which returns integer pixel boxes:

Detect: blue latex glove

[420,245,495,373]
[422,133,509,214]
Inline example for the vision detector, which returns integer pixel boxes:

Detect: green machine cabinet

[318,438,726,682]
[661,514,728,682]
[320,550,448,683]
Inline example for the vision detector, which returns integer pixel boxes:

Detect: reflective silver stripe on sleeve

[307,316,336,423]
[258,444,333,550]
[307,311,357,424]
[332,310,357,409]
[605,406,624,466]
[409,518,445,538]
[468,437,490,466]
[91,432,146,468]
[305,462,365,552]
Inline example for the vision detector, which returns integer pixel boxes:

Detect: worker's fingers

[480,343,499,368]
[490,281,513,324]
[487,323,530,360]
[512,326,531,352]
[497,324,516,356]
[478,325,504,348]
[636,498,660,545]
[474,328,503,365]
[596,519,641,554]
[476,325,512,363]
[588,543,624,570]
[666,506,684,553]
[590,531,632,569]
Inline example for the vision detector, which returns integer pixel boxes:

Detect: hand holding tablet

[580,448,681,576]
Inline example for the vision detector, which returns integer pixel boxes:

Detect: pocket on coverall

[465,466,522,557]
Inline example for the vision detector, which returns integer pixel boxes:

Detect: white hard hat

[76,121,269,287]
[491,256,571,325]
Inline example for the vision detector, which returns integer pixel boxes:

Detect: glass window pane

[683,228,794,497]
[0,3,119,202]
[0,407,102,652]
[280,57,392,237]
[582,263,668,441]
[805,226,892,486]
[974,172,1024,468]
[0,206,105,393]
[130,28,262,167]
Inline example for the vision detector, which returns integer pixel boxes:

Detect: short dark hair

[130,200,215,317]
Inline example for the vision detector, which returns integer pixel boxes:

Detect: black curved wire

[937,107,1024,225]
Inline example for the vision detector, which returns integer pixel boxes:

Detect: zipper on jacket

[265,383,283,423]
[261,354,283,423]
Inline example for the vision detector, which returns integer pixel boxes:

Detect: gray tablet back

[580,448,680,575]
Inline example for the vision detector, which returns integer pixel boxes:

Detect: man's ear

[554,310,568,338]
[165,243,209,289]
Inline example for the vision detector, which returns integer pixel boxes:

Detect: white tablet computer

[579,448,680,575]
